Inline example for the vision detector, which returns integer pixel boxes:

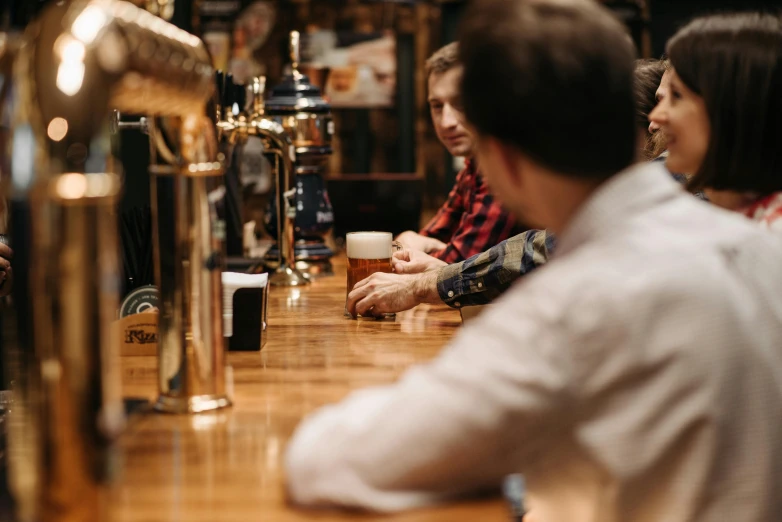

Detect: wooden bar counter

[112,258,506,521]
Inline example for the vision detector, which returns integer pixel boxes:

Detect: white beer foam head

[346,232,392,259]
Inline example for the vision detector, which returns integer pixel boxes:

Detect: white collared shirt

[285,162,782,522]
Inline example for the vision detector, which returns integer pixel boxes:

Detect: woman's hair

[634,58,665,131]
[667,12,782,194]
[634,58,666,159]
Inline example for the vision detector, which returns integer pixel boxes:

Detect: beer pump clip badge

[119,286,160,356]
[120,285,160,318]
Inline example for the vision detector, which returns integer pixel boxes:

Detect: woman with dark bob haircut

[649,12,782,232]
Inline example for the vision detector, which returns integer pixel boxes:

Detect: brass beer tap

[218,75,309,287]
[2,1,229,520]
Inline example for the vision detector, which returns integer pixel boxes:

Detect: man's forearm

[413,270,444,305]
[285,295,569,511]
[434,230,554,308]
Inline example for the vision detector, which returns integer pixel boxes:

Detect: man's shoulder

[500,211,782,325]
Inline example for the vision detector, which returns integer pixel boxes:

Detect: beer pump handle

[247,76,266,117]
[283,188,298,220]
[289,31,301,78]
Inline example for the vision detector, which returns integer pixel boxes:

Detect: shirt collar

[555,162,681,257]
[741,192,782,217]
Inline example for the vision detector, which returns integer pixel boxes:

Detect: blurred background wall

[5,0,782,236]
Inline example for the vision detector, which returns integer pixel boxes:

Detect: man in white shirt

[285,1,782,520]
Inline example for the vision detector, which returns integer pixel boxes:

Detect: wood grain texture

[112,257,505,521]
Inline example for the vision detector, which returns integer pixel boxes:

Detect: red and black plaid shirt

[420,159,528,263]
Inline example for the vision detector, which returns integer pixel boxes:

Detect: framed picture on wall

[302,30,396,108]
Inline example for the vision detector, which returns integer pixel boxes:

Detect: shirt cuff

[436,262,467,308]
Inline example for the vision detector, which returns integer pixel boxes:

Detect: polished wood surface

[113,258,506,521]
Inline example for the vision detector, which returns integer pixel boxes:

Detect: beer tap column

[4,1,227,519]
[149,113,232,413]
[219,75,308,286]
[265,31,336,279]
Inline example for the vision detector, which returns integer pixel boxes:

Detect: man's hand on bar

[346,271,441,317]
[392,248,447,275]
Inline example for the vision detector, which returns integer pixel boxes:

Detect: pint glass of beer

[344,231,400,318]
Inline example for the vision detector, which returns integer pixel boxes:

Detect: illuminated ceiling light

[85,173,111,197]
[72,5,108,44]
[47,117,69,142]
[56,173,88,200]
[55,35,86,62]
[56,61,85,96]
[54,35,86,96]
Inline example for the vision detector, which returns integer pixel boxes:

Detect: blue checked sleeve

[436,230,555,308]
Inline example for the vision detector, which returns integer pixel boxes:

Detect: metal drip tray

[265,241,334,261]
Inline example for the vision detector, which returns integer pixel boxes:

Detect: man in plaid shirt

[395,42,527,263]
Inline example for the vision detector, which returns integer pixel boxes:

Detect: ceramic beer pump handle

[289,31,302,79]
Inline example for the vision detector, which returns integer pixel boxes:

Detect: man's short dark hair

[459,0,637,180]
[668,13,782,195]
[425,42,460,79]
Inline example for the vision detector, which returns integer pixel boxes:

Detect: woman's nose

[648,104,666,132]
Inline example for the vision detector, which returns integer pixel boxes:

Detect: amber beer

[345,232,396,317]
[347,257,393,290]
